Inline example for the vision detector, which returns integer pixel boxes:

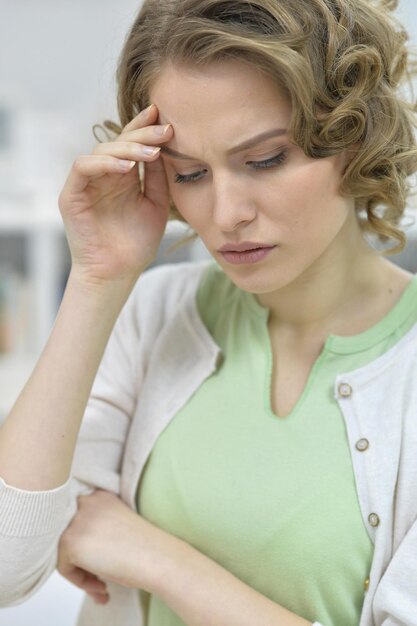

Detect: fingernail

[142,146,161,156]
[155,124,171,136]
[143,104,155,116]
[118,159,136,169]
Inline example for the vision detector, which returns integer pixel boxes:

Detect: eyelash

[174,151,287,184]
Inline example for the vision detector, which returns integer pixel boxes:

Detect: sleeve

[372,518,417,626]
[0,278,146,607]
[70,279,145,494]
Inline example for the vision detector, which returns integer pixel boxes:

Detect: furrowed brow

[160,128,288,160]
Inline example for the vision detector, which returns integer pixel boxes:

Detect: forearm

[0,271,135,491]
[149,536,313,626]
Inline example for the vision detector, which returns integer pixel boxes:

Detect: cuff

[0,476,72,536]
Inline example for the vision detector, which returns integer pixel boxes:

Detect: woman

[1,0,416,625]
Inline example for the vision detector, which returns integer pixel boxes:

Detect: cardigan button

[368,513,380,527]
[356,438,369,452]
[364,577,370,592]
[338,382,353,398]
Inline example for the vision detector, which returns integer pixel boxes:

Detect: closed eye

[175,169,208,184]
[174,151,287,184]
[247,151,287,170]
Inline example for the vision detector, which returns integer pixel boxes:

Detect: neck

[256,215,391,339]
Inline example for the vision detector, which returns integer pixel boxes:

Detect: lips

[217,241,278,266]
[218,241,275,252]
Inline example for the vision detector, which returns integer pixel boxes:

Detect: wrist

[139,525,190,596]
[67,266,139,306]
[141,532,314,626]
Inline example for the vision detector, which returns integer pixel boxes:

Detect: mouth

[218,245,277,265]
[218,242,276,253]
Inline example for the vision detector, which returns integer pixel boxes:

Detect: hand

[58,492,311,626]
[57,490,168,603]
[58,104,174,287]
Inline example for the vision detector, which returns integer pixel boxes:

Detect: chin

[218,263,285,295]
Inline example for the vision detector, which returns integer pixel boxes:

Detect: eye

[175,169,208,184]
[247,151,287,170]
[173,150,287,184]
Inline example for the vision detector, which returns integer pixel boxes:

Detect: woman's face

[150,59,355,296]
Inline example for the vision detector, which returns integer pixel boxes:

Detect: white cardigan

[0,260,417,626]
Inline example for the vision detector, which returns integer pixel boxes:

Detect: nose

[211,172,257,232]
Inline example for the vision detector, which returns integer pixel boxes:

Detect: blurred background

[0,1,416,624]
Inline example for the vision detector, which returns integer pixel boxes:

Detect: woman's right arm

[0,104,173,492]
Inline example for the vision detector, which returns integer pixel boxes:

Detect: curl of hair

[98,0,417,253]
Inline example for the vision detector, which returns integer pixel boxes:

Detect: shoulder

[137,259,213,304]
[349,318,417,388]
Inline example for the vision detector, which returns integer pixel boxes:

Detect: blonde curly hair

[99,0,417,253]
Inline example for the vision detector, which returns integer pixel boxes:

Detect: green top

[137,262,417,626]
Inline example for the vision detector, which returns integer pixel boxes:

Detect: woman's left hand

[57,489,169,603]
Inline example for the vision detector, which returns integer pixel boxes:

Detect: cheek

[281,162,343,218]
[261,171,315,231]
[169,185,195,220]
[167,181,210,229]
[169,189,209,234]
[264,163,347,243]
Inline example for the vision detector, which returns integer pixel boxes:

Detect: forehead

[149,59,292,131]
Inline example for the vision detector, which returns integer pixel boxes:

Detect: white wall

[0,0,142,142]
[0,0,144,197]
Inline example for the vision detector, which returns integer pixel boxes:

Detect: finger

[144,156,170,213]
[116,124,173,145]
[82,573,108,595]
[122,103,158,134]
[83,579,108,596]
[60,156,139,197]
[90,592,110,605]
[93,138,167,161]
[59,564,108,595]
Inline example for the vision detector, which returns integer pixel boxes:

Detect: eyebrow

[160,127,288,160]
